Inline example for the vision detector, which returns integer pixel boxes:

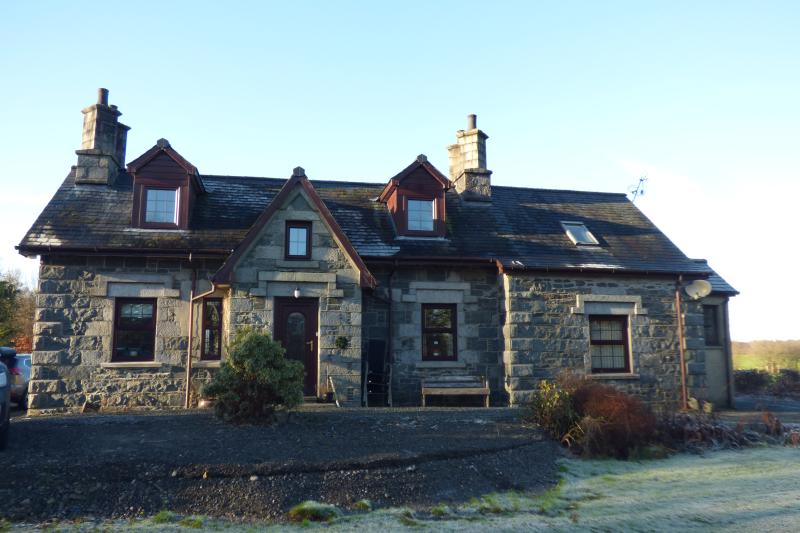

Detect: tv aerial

[628,176,647,202]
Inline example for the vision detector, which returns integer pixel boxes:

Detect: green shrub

[203,328,304,423]
[734,369,774,393]
[772,369,800,396]
[178,516,203,528]
[353,499,372,511]
[151,510,177,524]
[287,501,341,522]
[523,379,578,439]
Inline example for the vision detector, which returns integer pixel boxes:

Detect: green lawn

[734,353,800,371]
[15,447,800,532]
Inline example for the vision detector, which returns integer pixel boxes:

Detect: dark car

[0,347,29,409]
[0,360,10,449]
[10,353,31,408]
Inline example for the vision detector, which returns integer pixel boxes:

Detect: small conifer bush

[204,328,304,423]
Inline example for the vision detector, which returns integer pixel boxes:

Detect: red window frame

[201,298,223,360]
[285,221,312,260]
[112,298,157,362]
[589,315,631,373]
[421,303,458,361]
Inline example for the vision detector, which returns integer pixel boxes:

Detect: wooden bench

[421,375,490,407]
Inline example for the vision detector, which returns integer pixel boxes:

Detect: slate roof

[692,260,739,295]
[19,168,718,278]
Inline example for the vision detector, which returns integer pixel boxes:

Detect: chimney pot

[75,90,129,185]
[448,114,491,201]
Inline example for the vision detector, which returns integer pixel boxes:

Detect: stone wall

[29,255,222,414]
[29,247,713,414]
[363,266,504,406]
[502,273,707,411]
[228,188,363,400]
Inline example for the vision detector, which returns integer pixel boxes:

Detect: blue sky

[1,1,798,341]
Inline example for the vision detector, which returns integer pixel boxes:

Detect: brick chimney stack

[74,88,130,185]
[448,114,492,202]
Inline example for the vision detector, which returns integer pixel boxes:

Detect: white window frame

[144,188,179,225]
[561,221,599,246]
[407,198,435,232]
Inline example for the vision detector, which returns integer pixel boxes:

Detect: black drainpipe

[386,263,396,406]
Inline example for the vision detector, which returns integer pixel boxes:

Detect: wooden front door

[274,298,319,396]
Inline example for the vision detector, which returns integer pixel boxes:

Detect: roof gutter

[16,245,233,259]
[364,256,710,279]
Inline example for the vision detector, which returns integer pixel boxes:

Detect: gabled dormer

[378,155,451,238]
[127,139,205,230]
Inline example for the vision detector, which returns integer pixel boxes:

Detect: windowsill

[416,361,465,369]
[395,235,448,241]
[101,361,163,369]
[124,228,188,233]
[276,259,319,268]
[194,360,222,368]
[589,373,640,380]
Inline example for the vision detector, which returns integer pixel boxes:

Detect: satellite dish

[684,279,712,300]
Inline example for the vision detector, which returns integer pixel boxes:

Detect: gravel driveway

[0,407,557,522]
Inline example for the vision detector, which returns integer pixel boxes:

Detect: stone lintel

[415,361,467,369]
[408,281,472,291]
[587,373,640,380]
[100,362,164,369]
[89,273,174,297]
[192,360,222,368]
[570,294,648,315]
[107,282,180,298]
[275,259,320,269]
[258,271,336,283]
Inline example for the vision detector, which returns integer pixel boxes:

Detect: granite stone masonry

[364,266,504,406]
[19,93,737,414]
[29,255,221,415]
[501,273,707,411]
[228,187,363,399]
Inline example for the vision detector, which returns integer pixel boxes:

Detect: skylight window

[561,221,599,246]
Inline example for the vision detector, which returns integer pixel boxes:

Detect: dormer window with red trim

[127,138,204,230]
[378,155,451,238]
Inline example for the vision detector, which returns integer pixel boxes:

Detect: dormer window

[145,188,178,225]
[377,156,451,238]
[407,199,434,231]
[562,221,599,246]
[128,139,204,230]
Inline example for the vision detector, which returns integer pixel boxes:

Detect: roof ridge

[491,184,628,196]
[200,174,385,187]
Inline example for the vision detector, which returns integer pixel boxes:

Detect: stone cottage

[17,89,737,414]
